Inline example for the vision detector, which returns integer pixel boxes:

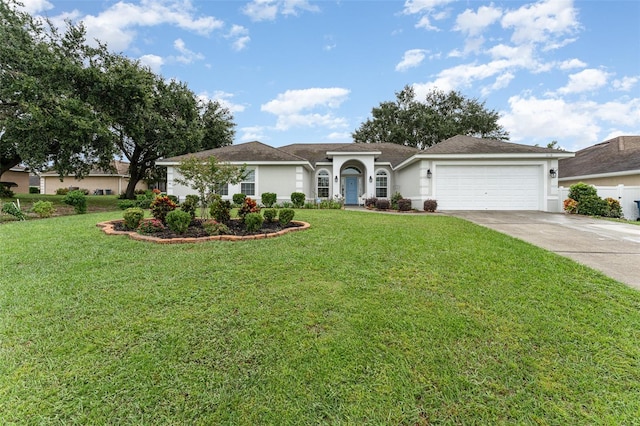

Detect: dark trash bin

[634,200,640,221]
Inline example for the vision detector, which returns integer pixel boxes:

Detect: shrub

[364,197,378,208]
[263,208,277,222]
[29,186,40,194]
[135,198,152,210]
[305,202,318,209]
[291,192,305,208]
[202,220,230,236]
[1,202,26,220]
[167,194,179,204]
[63,190,87,214]
[123,207,145,230]
[55,188,69,195]
[0,186,14,198]
[397,198,412,211]
[568,182,597,205]
[578,195,607,216]
[117,199,136,210]
[563,198,578,214]
[137,219,164,235]
[261,192,277,208]
[165,210,192,234]
[244,212,264,233]
[181,195,199,219]
[390,192,403,210]
[210,197,232,223]
[32,200,55,218]
[238,197,260,221]
[375,199,390,210]
[423,199,438,212]
[605,197,623,218]
[278,208,295,226]
[233,193,246,206]
[281,201,294,208]
[150,195,177,224]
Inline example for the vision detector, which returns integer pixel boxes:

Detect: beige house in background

[39,160,147,195]
[0,166,31,193]
[559,136,640,186]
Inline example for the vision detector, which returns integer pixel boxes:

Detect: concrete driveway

[443,211,640,290]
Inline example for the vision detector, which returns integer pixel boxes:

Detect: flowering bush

[563,198,578,214]
[137,219,165,234]
[150,195,177,224]
[238,197,260,221]
[605,197,622,218]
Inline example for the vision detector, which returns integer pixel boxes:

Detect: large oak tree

[0,0,115,178]
[352,85,509,149]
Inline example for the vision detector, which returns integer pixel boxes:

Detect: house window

[317,170,329,198]
[217,183,228,196]
[241,170,255,196]
[376,170,388,198]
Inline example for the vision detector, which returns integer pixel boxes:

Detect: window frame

[375,170,388,198]
[317,170,330,198]
[240,169,255,196]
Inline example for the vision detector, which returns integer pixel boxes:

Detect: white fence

[558,185,640,220]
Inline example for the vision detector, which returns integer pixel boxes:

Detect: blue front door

[345,177,358,205]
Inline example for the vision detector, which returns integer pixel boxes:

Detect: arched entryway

[339,161,365,205]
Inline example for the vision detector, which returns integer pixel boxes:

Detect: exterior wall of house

[1,170,30,193]
[394,160,429,209]
[560,173,640,187]
[40,175,146,195]
[167,164,309,205]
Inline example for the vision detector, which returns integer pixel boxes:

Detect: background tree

[200,100,235,150]
[0,0,115,179]
[174,155,246,217]
[352,85,509,149]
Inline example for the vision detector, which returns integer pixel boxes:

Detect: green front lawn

[1,210,639,424]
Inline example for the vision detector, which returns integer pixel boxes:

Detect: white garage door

[435,165,541,210]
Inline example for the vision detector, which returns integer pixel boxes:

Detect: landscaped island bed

[2,209,640,424]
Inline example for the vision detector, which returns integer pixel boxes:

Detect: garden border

[97,220,310,244]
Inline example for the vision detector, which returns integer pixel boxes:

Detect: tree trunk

[125,167,143,199]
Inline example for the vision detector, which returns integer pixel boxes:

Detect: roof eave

[559,169,640,181]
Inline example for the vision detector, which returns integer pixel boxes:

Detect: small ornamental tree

[175,155,246,218]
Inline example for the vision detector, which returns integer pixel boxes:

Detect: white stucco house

[156,135,574,212]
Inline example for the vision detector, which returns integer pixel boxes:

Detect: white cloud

[16,0,53,14]
[327,132,352,141]
[225,25,251,51]
[261,88,350,131]
[261,88,350,115]
[243,0,319,22]
[559,58,586,70]
[613,76,639,92]
[500,95,640,151]
[138,54,164,73]
[396,49,427,72]
[239,126,268,142]
[64,0,224,51]
[557,68,611,94]
[500,95,601,149]
[501,0,580,48]
[454,5,502,37]
[402,0,454,15]
[197,91,247,113]
[173,38,204,64]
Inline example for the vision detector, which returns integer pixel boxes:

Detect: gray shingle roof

[423,135,565,155]
[161,141,308,163]
[559,136,640,178]
[280,142,420,167]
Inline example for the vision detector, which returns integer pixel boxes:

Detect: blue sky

[20,0,640,152]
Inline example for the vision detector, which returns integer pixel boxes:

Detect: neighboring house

[559,136,640,186]
[0,166,31,193]
[158,135,573,212]
[39,160,147,195]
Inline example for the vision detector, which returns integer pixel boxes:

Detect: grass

[1,209,640,424]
